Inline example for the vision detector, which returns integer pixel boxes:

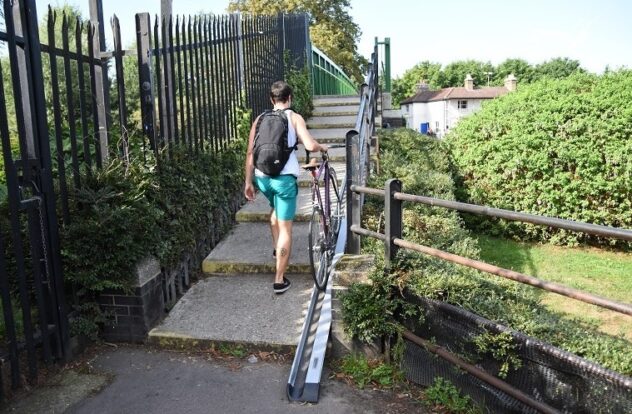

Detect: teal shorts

[254,175,298,221]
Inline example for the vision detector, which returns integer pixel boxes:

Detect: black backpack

[253,109,297,176]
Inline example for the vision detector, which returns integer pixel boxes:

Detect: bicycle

[302,144,345,290]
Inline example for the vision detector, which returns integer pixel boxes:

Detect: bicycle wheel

[328,167,342,235]
[308,207,328,290]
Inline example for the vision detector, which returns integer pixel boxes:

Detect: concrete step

[296,145,346,162]
[297,161,346,187]
[202,222,312,275]
[308,128,350,141]
[313,106,359,116]
[307,115,357,128]
[148,274,313,351]
[313,95,360,107]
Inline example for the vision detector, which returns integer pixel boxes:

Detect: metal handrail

[345,45,379,253]
[311,45,357,95]
[349,183,632,316]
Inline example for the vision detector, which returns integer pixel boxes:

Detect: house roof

[400,86,509,105]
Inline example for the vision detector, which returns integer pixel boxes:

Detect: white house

[400,74,517,138]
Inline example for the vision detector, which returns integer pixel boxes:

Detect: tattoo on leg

[280,247,288,257]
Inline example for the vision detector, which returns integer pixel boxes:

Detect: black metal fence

[0,0,311,399]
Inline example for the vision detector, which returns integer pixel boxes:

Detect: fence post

[278,13,285,75]
[346,130,360,254]
[11,2,36,158]
[89,0,109,166]
[384,179,402,267]
[161,0,175,144]
[136,13,159,159]
[236,13,245,94]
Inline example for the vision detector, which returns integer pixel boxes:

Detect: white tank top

[255,109,300,178]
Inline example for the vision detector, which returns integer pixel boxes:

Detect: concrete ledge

[307,124,356,130]
[311,111,358,117]
[148,274,313,351]
[202,261,311,275]
[147,333,296,354]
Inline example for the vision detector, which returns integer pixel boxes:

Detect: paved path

[0,346,422,414]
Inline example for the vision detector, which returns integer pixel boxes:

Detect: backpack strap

[277,108,298,151]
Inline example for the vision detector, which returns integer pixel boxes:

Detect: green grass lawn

[476,235,632,340]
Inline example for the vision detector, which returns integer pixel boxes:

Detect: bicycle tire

[308,207,328,290]
[328,167,342,235]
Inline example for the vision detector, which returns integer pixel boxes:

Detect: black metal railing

[344,43,378,254]
[0,0,312,400]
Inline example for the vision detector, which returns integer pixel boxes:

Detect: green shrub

[285,52,313,119]
[425,377,480,413]
[448,70,632,247]
[338,354,403,389]
[341,127,632,377]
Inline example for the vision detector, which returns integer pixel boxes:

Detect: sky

[36,0,632,78]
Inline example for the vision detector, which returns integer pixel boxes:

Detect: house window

[458,100,468,109]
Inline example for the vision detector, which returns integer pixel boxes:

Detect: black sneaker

[273,277,291,294]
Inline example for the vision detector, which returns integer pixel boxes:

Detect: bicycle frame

[309,159,332,237]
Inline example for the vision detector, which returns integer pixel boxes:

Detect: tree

[440,60,494,88]
[535,57,585,80]
[228,0,367,83]
[493,58,536,85]
[391,61,442,106]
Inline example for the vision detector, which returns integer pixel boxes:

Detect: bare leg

[269,209,279,250]
[275,219,293,284]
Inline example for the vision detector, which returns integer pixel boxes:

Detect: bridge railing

[348,179,632,412]
[310,45,357,96]
[343,43,378,253]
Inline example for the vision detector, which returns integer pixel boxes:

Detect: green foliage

[535,57,585,80]
[342,127,632,378]
[448,70,632,247]
[494,58,537,85]
[228,0,366,83]
[338,354,403,389]
[61,159,162,294]
[340,265,404,343]
[425,377,480,413]
[392,61,443,108]
[217,343,248,358]
[284,53,313,118]
[61,115,248,337]
[472,331,522,378]
[440,60,495,88]
[393,57,587,106]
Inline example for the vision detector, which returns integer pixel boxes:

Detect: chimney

[464,74,474,90]
[416,82,429,92]
[504,73,517,91]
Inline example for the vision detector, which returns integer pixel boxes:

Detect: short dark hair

[270,80,292,103]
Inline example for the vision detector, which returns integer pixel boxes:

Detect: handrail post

[346,130,360,254]
[384,179,402,267]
